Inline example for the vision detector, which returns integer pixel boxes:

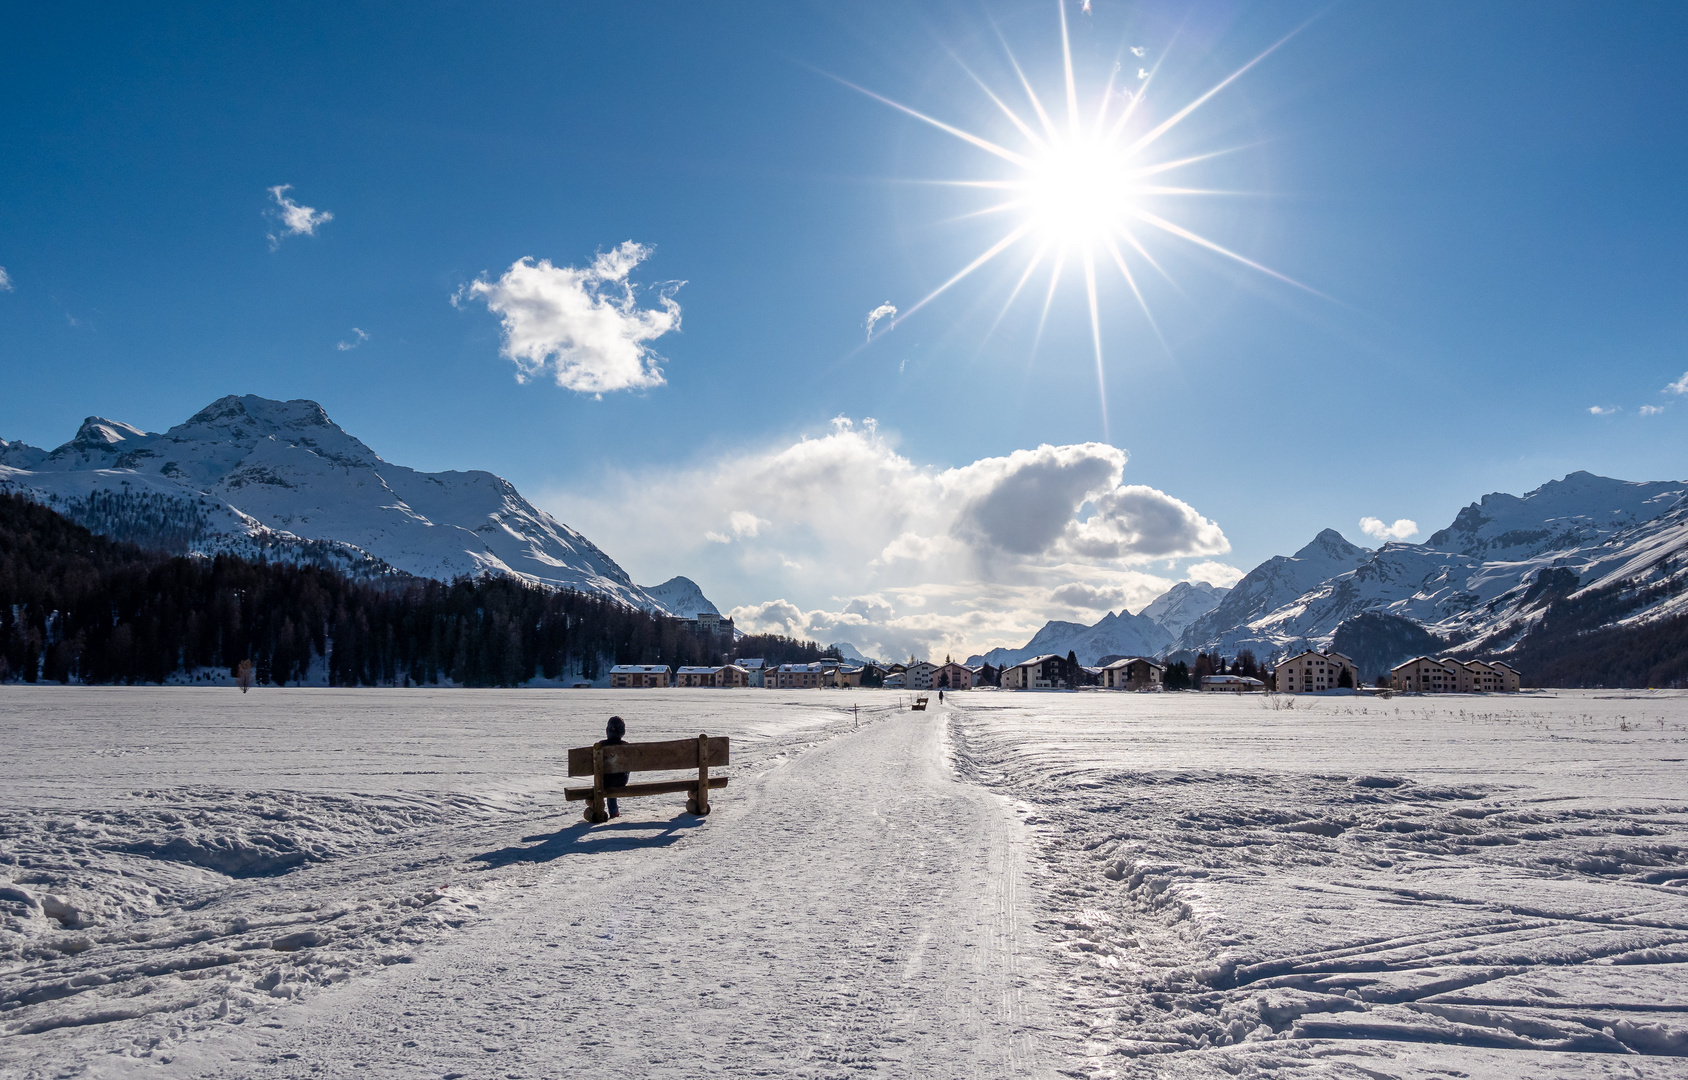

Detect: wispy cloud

[864,302,897,340]
[1667,371,1688,395]
[1131,46,1147,57]
[1359,516,1419,542]
[1589,405,1620,416]
[336,327,369,351]
[0,266,12,292]
[543,420,1229,659]
[1640,404,1665,416]
[459,242,682,396]
[265,185,333,249]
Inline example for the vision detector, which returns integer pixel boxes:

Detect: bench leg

[586,741,610,824]
[686,732,711,816]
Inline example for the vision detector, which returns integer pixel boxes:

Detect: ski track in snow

[950,690,1688,1078]
[2,687,1687,1078]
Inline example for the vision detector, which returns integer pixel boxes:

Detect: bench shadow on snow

[471,814,706,869]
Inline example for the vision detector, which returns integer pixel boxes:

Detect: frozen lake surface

[1,687,1685,1078]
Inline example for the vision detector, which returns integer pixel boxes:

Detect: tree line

[0,492,827,687]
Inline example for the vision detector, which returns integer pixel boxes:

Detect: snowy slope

[1176,528,1374,655]
[0,395,688,612]
[1180,472,1688,660]
[1137,580,1229,641]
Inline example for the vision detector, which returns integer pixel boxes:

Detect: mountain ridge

[0,395,717,616]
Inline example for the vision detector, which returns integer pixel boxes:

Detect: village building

[999,654,1079,690]
[1390,656,1461,692]
[933,661,973,689]
[1273,650,1360,693]
[1440,658,1478,693]
[609,664,671,688]
[688,612,734,636]
[824,665,864,688]
[971,663,1000,687]
[1490,661,1522,692]
[883,670,907,689]
[905,661,939,690]
[766,662,828,689]
[1099,657,1164,691]
[717,664,752,688]
[675,666,717,688]
[1201,674,1266,692]
[732,658,766,687]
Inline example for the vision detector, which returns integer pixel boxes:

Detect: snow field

[947,689,1688,1077]
[3,686,1685,1078]
[0,687,882,1071]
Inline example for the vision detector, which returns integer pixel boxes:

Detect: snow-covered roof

[1102,656,1162,670]
[1007,654,1060,669]
[675,666,720,675]
[1390,656,1454,672]
[610,665,671,674]
[732,658,766,669]
[1276,650,1328,665]
[1202,675,1264,685]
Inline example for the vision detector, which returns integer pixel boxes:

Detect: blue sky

[3,2,1687,655]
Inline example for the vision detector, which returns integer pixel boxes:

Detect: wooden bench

[910,695,930,711]
[565,734,729,824]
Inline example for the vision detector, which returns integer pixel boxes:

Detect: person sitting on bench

[604,715,629,818]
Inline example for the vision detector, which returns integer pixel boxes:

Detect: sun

[842,2,1317,439]
[1023,139,1136,247]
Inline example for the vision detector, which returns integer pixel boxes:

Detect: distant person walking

[938,690,944,703]
[604,716,628,819]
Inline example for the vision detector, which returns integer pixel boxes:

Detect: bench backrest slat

[566,736,730,777]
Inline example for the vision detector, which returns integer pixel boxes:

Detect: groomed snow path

[159,703,1053,1079]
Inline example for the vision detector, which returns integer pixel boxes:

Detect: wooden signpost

[564,734,730,824]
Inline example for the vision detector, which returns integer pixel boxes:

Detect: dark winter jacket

[603,718,629,790]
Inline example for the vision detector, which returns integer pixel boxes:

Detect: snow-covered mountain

[1137,580,1229,642]
[968,607,1173,668]
[1177,529,1375,657]
[639,576,720,619]
[0,395,712,614]
[1178,472,1688,663]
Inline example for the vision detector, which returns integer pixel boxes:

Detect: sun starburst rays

[853,3,1316,440]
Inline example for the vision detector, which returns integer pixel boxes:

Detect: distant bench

[910,695,930,711]
[565,734,730,824]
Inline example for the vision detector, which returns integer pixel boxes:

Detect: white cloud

[266,185,333,248]
[1131,46,1147,58]
[543,420,1229,660]
[1667,372,1688,396]
[1588,405,1620,416]
[336,327,369,351]
[1358,516,1419,542]
[1050,582,1129,611]
[461,243,681,395]
[1640,404,1665,417]
[1185,561,1246,587]
[0,266,12,292]
[864,302,897,339]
